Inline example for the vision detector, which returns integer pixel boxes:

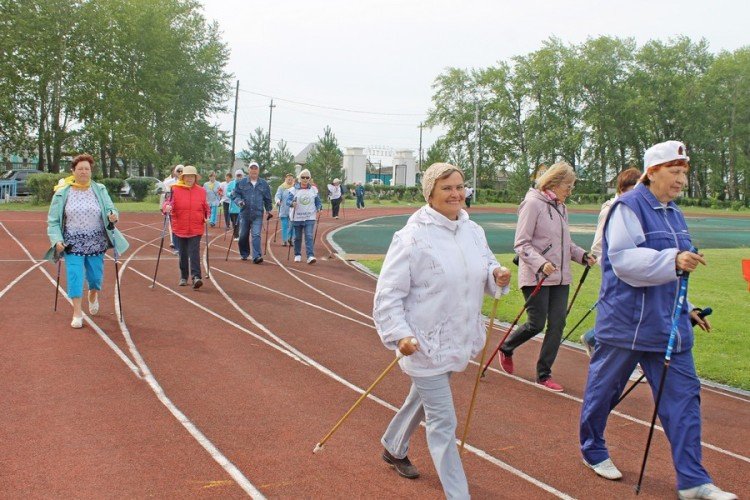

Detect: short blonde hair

[535,161,575,191]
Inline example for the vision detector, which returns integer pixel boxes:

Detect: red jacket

[163,185,208,237]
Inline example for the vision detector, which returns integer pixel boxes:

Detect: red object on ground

[743,259,750,291]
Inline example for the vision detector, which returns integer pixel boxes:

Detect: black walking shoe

[253,257,263,264]
[382,449,420,479]
[192,278,203,290]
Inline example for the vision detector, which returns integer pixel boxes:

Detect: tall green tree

[271,139,296,179]
[306,126,343,186]
[240,127,271,175]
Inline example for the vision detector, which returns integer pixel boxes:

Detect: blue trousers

[582,327,596,347]
[293,220,315,258]
[382,372,469,499]
[280,216,292,242]
[238,214,263,259]
[580,343,711,490]
[209,205,218,226]
[65,253,104,299]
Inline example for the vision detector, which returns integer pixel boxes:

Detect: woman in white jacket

[373,163,511,499]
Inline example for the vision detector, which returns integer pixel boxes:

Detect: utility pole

[230,80,239,170]
[418,122,423,171]
[473,102,480,202]
[267,98,276,173]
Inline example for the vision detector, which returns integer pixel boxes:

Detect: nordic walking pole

[272,212,279,242]
[481,274,548,377]
[313,339,416,454]
[53,251,62,311]
[560,300,599,344]
[461,285,504,453]
[313,209,322,249]
[204,219,210,278]
[150,213,170,288]
[566,264,591,316]
[635,270,691,494]
[107,212,123,320]
[264,213,271,255]
[225,230,233,261]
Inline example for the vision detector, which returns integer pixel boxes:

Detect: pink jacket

[514,188,587,287]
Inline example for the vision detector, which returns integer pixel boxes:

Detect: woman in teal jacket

[46,154,129,328]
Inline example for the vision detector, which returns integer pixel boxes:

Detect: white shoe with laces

[88,293,99,315]
[584,458,622,480]
[678,483,737,500]
[294,255,301,262]
[71,315,83,329]
[307,256,316,264]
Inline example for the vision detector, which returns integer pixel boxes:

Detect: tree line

[0,0,231,178]
[425,36,750,204]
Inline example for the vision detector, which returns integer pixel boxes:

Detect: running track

[1,208,747,498]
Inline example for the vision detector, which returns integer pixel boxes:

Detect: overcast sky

[200,0,749,159]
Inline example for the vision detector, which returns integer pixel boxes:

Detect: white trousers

[382,372,469,499]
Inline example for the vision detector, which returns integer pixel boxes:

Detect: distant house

[294,143,316,166]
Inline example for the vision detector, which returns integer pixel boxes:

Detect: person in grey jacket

[374,162,511,499]
[498,161,596,392]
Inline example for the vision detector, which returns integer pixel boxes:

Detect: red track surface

[1,208,748,499]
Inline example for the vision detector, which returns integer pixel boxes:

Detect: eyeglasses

[300,176,310,179]
[176,170,183,173]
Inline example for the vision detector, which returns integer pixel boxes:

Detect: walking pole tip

[313,443,324,454]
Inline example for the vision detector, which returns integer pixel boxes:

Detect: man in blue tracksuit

[579,141,735,500]
[231,161,273,263]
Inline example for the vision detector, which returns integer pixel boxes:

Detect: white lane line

[291,268,375,294]
[266,242,373,320]
[0,223,141,377]
[117,237,266,499]
[0,260,46,299]
[205,253,573,498]
[210,267,373,329]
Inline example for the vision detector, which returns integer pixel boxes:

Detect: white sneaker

[678,483,737,500]
[307,256,316,264]
[294,255,301,262]
[71,315,83,329]
[584,458,622,480]
[88,293,99,316]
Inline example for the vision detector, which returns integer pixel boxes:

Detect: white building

[341,146,417,186]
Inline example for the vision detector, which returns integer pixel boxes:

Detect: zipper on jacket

[551,203,565,285]
[662,208,683,350]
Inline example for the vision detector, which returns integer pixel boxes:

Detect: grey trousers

[382,372,469,499]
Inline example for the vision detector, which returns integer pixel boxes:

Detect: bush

[26,173,67,203]
[128,177,155,201]
[100,178,124,198]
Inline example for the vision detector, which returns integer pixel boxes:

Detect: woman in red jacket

[163,165,209,289]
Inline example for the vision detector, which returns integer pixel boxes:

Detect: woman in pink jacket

[498,162,596,392]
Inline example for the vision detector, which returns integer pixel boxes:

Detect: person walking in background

[226,169,243,240]
[373,162,511,499]
[275,173,295,245]
[46,154,129,328]
[287,169,322,263]
[231,161,273,263]
[163,164,183,253]
[203,171,221,227]
[498,161,596,392]
[581,167,641,362]
[219,172,232,228]
[355,181,365,209]
[464,185,474,208]
[327,178,342,218]
[162,166,208,289]
[579,141,735,500]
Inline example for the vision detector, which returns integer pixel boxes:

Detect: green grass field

[360,248,750,390]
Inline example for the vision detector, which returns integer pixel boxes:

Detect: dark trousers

[356,195,364,208]
[331,197,342,217]
[229,213,239,238]
[501,284,569,381]
[175,235,202,280]
[223,202,231,227]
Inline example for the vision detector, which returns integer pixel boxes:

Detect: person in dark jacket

[578,141,735,500]
[231,161,273,263]
[163,165,209,289]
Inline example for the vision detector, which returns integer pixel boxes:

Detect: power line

[237,88,427,117]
